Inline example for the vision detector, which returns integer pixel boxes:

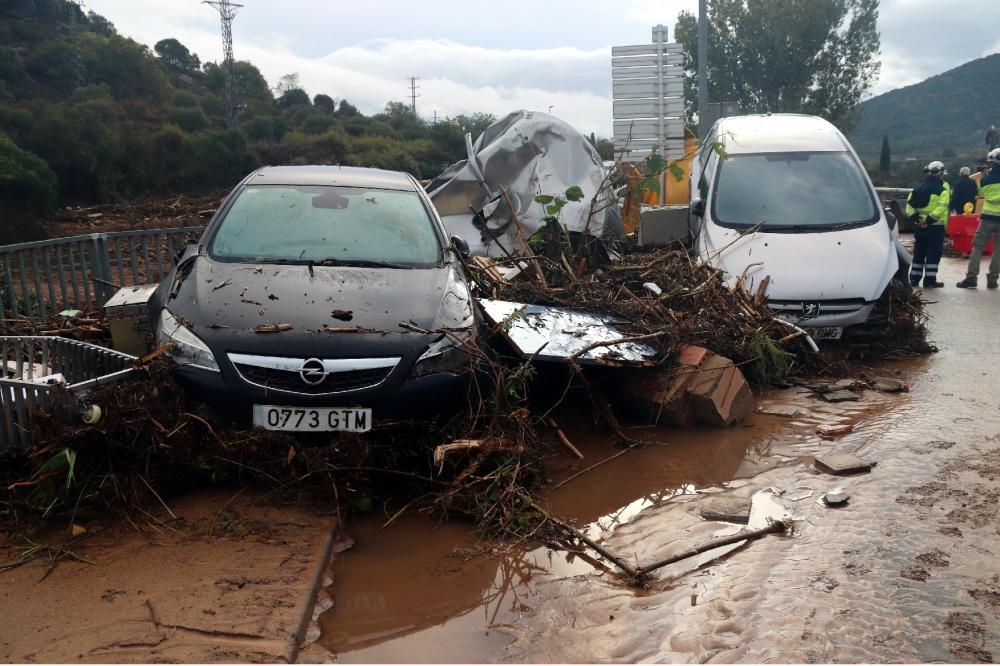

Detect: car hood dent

[705,223,897,302]
[167,257,457,356]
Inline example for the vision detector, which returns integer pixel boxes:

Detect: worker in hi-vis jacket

[906,160,950,288]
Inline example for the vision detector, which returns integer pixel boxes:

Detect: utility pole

[204,0,243,128]
[408,76,420,115]
[433,109,438,124]
[698,0,709,140]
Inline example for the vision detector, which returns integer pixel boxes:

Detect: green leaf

[534,194,555,204]
[669,164,686,182]
[710,141,729,160]
[354,496,373,513]
[564,185,585,202]
[545,204,561,216]
[554,197,566,207]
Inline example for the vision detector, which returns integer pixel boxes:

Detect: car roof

[247,165,419,191]
[714,114,849,154]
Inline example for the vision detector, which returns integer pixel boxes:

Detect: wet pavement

[311,256,1000,663]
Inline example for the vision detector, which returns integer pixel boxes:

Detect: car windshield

[209,185,442,266]
[711,151,878,230]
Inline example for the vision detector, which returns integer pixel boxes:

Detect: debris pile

[42,192,224,239]
[466,244,806,385]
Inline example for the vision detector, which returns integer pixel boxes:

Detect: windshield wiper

[317,258,414,269]
[759,224,811,232]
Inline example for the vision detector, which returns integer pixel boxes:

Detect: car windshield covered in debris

[210,185,443,266]
[149,166,476,431]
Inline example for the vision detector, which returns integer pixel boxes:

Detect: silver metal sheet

[613,79,685,99]
[613,64,684,79]
[614,119,685,139]
[614,99,685,119]
[478,299,658,367]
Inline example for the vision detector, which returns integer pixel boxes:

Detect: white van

[688,113,909,341]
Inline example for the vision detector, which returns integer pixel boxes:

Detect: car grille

[227,353,400,396]
[767,298,868,315]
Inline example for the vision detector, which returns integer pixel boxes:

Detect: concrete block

[686,354,754,427]
[815,452,875,475]
[637,205,689,247]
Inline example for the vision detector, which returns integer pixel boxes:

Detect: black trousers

[910,224,945,284]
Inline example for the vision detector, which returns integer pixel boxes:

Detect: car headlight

[410,330,473,378]
[156,309,220,372]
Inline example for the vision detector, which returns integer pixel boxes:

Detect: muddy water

[315,256,1000,663]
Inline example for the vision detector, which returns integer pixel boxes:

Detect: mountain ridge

[848,51,1000,159]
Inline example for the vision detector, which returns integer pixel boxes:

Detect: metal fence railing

[0,227,205,324]
[0,336,137,448]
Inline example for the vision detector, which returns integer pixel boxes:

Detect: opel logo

[299,358,328,386]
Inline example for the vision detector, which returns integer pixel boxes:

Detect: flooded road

[312,256,1000,663]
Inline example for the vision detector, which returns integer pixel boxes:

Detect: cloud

[83,0,997,137]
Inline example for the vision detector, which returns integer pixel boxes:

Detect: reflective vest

[906,176,950,224]
[979,169,1000,220]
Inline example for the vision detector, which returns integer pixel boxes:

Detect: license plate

[252,405,372,432]
[805,326,843,340]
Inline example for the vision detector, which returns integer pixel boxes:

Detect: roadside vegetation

[0,0,618,243]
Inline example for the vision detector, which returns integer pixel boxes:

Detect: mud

[312,256,1000,663]
[0,489,334,663]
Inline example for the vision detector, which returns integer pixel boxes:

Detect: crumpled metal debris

[427,110,622,258]
[478,298,657,367]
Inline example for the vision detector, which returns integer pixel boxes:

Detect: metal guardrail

[0,336,137,448]
[0,227,204,324]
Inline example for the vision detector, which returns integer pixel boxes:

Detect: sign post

[611,24,686,164]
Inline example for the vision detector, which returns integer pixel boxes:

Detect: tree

[879,133,891,173]
[675,0,880,129]
[274,72,301,96]
[0,131,58,213]
[154,38,200,75]
[313,94,335,113]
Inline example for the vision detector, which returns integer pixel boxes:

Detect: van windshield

[711,151,879,230]
[209,185,442,266]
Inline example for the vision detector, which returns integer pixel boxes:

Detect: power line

[203,0,244,128]
[408,76,420,115]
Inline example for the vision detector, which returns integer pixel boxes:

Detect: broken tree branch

[636,521,786,576]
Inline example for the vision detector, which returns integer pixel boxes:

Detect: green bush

[0,131,58,213]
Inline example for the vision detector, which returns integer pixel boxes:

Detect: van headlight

[156,309,220,372]
[410,330,473,378]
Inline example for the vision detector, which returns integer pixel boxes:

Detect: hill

[0,0,503,242]
[848,52,1000,159]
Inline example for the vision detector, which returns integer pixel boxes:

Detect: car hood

[164,257,471,357]
[703,222,898,302]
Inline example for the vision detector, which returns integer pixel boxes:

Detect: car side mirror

[450,235,470,258]
[884,207,897,231]
[174,239,198,265]
[691,198,706,218]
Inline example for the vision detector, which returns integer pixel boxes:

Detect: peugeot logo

[299,358,328,386]
[801,302,821,318]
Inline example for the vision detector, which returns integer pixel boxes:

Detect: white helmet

[989,148,1000,164]
[924,160,947,175]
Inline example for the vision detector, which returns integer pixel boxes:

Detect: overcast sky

[84,0,998,137]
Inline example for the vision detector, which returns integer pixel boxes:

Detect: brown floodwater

[313,257,1000,663]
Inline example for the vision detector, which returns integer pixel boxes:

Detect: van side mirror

[450,235,470,258]
[691,198,706,218]
[884,207,897,231]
